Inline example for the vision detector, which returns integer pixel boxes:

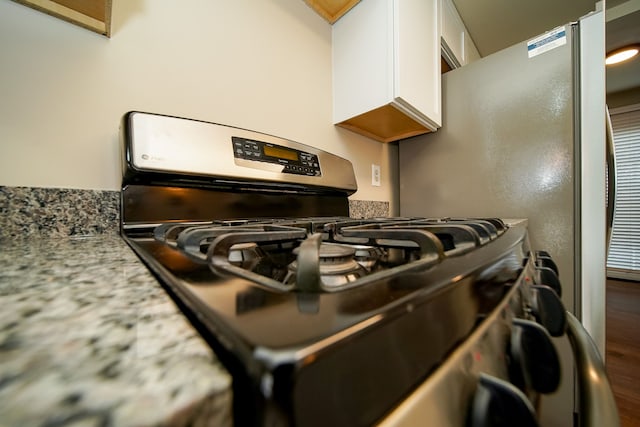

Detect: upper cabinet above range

[440,0,480,68]
[332,0,441,143]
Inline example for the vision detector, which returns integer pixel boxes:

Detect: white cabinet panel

[441,0,464,67]
[332,0,441,143]
[332,0,392,123]
[440,0,481,67]
[395,0,441,126]
[464,31,481,64]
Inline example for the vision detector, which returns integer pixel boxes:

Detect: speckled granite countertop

[0,234,232,427]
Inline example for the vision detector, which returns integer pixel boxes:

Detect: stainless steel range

[120,111,617,427]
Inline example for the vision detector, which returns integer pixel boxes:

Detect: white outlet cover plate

[372,164,381,186]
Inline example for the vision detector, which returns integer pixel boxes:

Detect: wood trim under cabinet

[11,0,112,37]
[304,0,361,24]
[336,104,431,143]
[441,56,453,74]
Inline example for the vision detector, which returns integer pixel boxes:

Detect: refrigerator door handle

[565,312,620,427]
[605,107,617,254]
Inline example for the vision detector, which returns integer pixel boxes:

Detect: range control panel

[232,136,321,176]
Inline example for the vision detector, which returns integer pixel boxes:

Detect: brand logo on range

[141,154,165,161]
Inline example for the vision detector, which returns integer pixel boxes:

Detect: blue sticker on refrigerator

[527,26,567,58]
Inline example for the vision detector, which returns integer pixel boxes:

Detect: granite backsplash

[0,187,120,240]
[0,186,390,239]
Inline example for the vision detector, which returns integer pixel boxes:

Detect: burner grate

[148,217,508,294]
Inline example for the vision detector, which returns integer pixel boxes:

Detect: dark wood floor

[606,278,640,427]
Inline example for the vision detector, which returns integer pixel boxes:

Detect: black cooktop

[123,215,528,427]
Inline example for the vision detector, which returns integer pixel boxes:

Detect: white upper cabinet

[464,31,481,64]
[440,0,480,68]
[332,0,441,143]
[441,0,464,67]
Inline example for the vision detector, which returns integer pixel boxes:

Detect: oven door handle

[565,312,620,427]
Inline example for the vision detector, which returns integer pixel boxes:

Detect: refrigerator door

[575,10,607,360]
[605,107,616,254]
[399,26,577,312]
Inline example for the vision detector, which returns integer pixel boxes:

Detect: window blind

[607,104,640,281]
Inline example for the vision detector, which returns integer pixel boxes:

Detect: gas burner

[205,226,447,294]
[349,244,384,271]
[228,242,265,266]
[285,243,368,288]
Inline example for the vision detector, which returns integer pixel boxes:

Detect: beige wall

[0,0,398,209]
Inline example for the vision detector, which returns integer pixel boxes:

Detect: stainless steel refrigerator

[398,9,610,426]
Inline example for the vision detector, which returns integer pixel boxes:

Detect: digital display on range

[264,145,298,161]
[232,136,321,177]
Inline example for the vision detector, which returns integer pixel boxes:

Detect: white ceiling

[451,0,640,94]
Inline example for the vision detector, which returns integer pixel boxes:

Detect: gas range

[120,112,567,426]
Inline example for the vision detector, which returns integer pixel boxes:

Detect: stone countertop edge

[0,187,233,426]
[0,186,390,426]
[0,234,232,427]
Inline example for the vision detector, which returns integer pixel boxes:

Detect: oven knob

[509,319,561,394]
[535,255,558,276]
[531,284,567,337]
[534,250,559,274]
[535,265,562,297]
[467,373,538,427]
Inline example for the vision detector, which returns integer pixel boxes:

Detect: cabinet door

[332,0,392,124]
[440,0,465,66]
[394,0,441,129]
[332,0,441,141]
[464,31,481,64]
